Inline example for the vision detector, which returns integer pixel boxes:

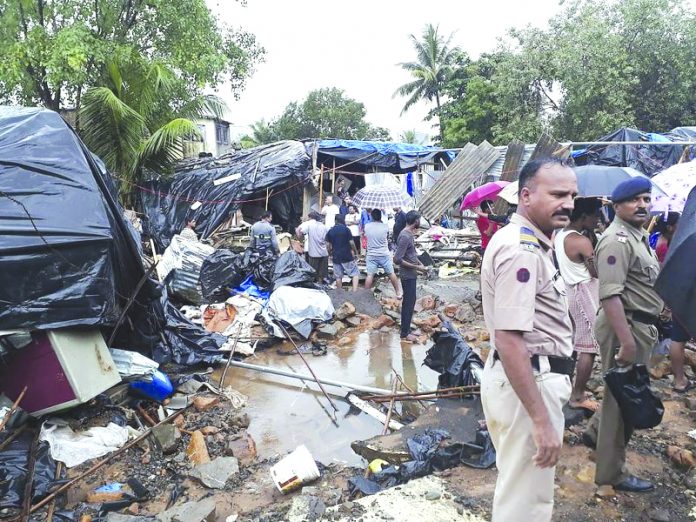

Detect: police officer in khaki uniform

[481,157,577,521]
[590,177,662,492]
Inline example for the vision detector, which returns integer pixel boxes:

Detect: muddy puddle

[217,330,438,466]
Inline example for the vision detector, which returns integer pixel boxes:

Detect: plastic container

[270,445,320,494]
[129,370,174,402]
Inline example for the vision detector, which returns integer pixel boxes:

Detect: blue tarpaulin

[308,139,454,173]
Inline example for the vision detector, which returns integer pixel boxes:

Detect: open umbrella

[650,161,696,213]
[573,165,654,198]
[497,181,519,205]
[460,181,510,211]
[351,185,413,209]
[655,186,696,338]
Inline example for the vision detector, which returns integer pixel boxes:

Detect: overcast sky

[207,0,564,143]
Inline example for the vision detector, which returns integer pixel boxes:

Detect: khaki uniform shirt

[595,216,663,317]
[481,214,573,358]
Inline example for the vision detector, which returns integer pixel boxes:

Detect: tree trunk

[435,91,444,143]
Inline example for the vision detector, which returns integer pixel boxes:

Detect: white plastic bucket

[270,445,321,494]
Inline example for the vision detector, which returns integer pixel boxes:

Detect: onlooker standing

[345,204,361,254]
[180,219,199,242]
[392,206,406,247]
[394,210,428,342]
[364,209,401,297]
[321,196,340,228]
[474,200,502,252]
[296,211,329,283]
[359,206,372,251]
[553,198,602,411]
[249,211,280,255]
[326,214,360,291]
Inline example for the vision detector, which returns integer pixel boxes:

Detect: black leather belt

[630,310,659,326]
[493,351,575,377]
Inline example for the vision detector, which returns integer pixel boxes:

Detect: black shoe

[614,475,655,492]
[581,432,596,450]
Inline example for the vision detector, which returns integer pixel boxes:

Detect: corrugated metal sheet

[418,142,500,221]
[484,145,535,180]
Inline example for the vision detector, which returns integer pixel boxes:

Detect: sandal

[569,397,600,412]
[400,333,419,344]
[673,380,695,394]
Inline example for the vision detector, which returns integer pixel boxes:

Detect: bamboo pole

[382,379,398,435]
[0,386,27,433]
[265,187,270,211]
[319,165,324,209]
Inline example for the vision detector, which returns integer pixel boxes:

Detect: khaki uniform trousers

[481,355,572,522]
[590,312,658,485]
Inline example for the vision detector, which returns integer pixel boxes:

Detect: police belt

[628,310,660,326]
[493,351,575,377]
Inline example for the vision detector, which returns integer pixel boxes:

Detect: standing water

[218,330,438,466]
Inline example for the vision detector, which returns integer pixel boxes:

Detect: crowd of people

[291,195,428,343]
[480,158,691,521]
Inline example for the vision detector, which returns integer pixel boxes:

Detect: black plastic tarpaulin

[0,106,226,366]
[0,106,146,331]
[576,127,684,176]
[141,141,312,249]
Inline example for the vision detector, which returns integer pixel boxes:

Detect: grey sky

[208,0,564,143]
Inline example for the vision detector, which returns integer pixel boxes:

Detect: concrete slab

[351,397,484,464]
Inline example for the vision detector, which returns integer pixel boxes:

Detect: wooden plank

[419,141,500,221]
[493,139,526,213]
[530,131,563,160]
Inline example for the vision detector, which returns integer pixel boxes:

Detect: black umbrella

[573,165,653,198]
[655,185,696,338]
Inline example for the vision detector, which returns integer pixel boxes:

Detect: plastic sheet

[348,428,493,499]
[150,287,225,366]
[199,249,241,299]
[577,127,683,176]
[604,364,664,430]
[141,141,312,249]
[157,235,215,304]
[235,275,270,302]
[0,431,64,510]
[424,319,483,388]
[40,421,130,468]
[263,286,334,338]
[0,106,150,334]
[272,251,317,290]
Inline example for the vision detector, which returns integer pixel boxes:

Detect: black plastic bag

[0,431,64,509]
[150,288,225,366]
[604,364,664,429]
[272,251,316,290]
[431,429,496,470]
[200,249,241,298]
[424,319,483,388]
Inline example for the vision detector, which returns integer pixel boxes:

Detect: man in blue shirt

[325,214,360,291]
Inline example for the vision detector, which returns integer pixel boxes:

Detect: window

[215,120,230,145]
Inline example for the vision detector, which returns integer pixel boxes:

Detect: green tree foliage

[267,88,390,141]
[79,53,226,201]
[240,119,276,148]
[394,24,461,142]
[0,0,263,111]
[433,0,696,147]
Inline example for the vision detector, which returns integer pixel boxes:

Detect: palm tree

[400,129,427,145]
[240,119,276,148]
[394,24,460,142]
[80,54,226,204]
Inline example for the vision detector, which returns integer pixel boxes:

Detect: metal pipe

[226,360,392,395]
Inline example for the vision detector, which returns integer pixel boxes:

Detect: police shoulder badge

[519,226,540,251]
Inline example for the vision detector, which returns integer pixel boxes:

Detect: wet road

[219,330,438,466]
